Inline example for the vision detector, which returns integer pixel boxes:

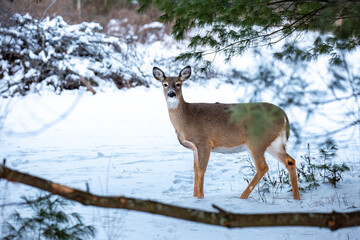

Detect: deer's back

[177,102,287,149]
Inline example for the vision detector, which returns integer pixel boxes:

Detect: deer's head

[153,66,191,109]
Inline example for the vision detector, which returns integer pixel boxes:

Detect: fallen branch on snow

[0,163,359,230]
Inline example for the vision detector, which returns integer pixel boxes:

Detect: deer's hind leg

[267,144,300,200]
[240,146,269,199]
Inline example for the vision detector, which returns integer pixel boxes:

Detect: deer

[153,66,300,200]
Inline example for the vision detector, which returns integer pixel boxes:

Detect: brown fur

[153,66,300,200]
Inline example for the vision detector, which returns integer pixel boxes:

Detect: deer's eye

[175,82,181,87]
[163,83,168,88]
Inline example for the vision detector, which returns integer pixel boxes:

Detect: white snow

[139,22,164,31]
[0,83,359,239]
[0,14,360,240]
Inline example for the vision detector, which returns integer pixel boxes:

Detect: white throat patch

[167,98,179,109]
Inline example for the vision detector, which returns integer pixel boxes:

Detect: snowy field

[1,81,360,239]
[1,13,360,240]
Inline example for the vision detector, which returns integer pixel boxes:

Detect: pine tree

[138,0,360,68]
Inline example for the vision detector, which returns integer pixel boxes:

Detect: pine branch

[202,5,327,57]
[1,164,360,230]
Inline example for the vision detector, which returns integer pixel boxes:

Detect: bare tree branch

[40,0,57,21]
[67,69,96,95]
[1,164,360,230]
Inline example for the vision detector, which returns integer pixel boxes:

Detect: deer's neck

[167,96,188,130]
[167,95,185,110]
[166,96,181,109]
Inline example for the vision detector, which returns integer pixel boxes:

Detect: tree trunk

[77,0,81,15]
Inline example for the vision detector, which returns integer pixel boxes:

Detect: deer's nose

[167,91,176,98]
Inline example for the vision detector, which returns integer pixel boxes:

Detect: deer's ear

[153,67,166,81]
[179,66,191,81]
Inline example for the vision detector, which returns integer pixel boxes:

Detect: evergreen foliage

[296,139,349,190]
[243,138,351,199]
[223,52,360,141]
[229,102,286,141]
[138,0,360,69]
[2,194,96,240]
[317,138,350,187]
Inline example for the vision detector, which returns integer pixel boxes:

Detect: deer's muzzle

[167,91,176,98]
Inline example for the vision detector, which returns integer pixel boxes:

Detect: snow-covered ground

[1,81,359,239]
[1,13,360,240]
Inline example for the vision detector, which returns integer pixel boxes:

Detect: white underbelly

[212,145,248,154]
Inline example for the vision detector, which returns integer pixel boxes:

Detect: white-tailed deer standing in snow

[153,66,300,200]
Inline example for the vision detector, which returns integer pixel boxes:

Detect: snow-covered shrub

[107,18,166,44]
[0,14,148,97]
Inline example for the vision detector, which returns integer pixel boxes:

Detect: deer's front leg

[193,162,199,197]
[194,145,211,199]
